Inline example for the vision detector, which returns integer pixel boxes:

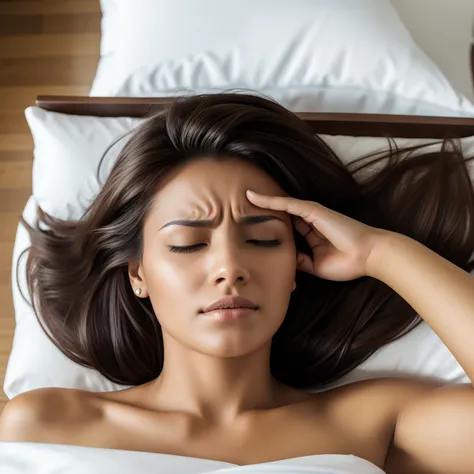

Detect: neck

[147,337,287,425]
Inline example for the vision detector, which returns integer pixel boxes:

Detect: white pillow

[90,0,474,117]
[28,108,142,221]
[5,107,473,399]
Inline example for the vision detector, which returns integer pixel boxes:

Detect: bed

[1,94,473,474]
[36,96,474,137]
[2,0,474,472]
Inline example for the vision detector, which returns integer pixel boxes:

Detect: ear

[128,259,148,298]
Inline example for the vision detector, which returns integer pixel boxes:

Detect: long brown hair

[19,92,474,389]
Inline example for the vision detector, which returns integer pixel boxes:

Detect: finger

[294,217,326,243]
[294,216,312,236]
[296,252,317,276]
[294,217,326,250]
[247,190,331,230]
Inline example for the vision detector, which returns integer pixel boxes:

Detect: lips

[200,295,258,313]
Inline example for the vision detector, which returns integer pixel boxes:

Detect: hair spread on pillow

[18,92,474,388]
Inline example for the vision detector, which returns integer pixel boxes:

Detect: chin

[188,340,250,357]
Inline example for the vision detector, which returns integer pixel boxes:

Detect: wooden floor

[0,0,101,414]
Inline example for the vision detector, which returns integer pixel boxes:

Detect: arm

[367,232,474,474]
[244,191,474,472]
[385,383,474,474]
[368,231,474,385]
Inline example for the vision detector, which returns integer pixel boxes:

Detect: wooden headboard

[471,41,474,98]
[36,96,474,139]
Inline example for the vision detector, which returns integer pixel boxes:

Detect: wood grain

[0,189,31,212]
[0,86,91,109]
[0,57,99,86]
[0,34,100,58]
[0,151,34,162]
[0,1,99,15]
[0,212,25,242]
[0,134,33,151]
[0,113,29,134]
[0,159,33,189]
[0,12,101,36]
[0,0,101,414]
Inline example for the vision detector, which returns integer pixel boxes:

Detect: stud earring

[135,288,142,296]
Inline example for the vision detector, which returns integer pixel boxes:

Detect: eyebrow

[159,215,285,230]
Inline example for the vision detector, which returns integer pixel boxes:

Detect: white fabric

[90,0,474,117]
[4,107,473,399]
[28,107,141,221]
[0,443,385,474]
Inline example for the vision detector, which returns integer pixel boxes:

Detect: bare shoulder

[0,387,102,443]
[331,376,439,399]
[325,376,441,420]
[319,377,442,455]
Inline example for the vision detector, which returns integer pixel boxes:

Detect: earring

[135,288,142,296]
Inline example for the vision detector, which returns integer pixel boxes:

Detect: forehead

[148,157,291,223]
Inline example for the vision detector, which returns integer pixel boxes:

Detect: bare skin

[0,377,439,473]
[1,156,471,474]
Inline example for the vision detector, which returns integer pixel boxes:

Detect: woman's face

[130,157,297,357]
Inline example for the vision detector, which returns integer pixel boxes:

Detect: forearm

[367,231,474,385]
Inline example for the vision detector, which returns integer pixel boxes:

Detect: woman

[1,92,474,474]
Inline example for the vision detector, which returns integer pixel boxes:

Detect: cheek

[141,250,200,321]
[262,248,297,298]
[265,246,296,275]
[145,256,198,296]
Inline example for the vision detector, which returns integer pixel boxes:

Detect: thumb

[296,252,316,276]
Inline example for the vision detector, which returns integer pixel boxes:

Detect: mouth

[200,295,258,314]
[200,307,258,322]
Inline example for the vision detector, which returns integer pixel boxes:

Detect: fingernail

[246,190,256,197]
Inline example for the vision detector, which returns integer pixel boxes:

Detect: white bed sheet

[0,442,384,474]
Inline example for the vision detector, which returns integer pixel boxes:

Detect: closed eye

[168,240,281,254]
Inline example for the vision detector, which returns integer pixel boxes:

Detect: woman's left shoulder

[326,377,443,417]
[345,376,441,397]
[317,377,443,440]
[317,378,474,474]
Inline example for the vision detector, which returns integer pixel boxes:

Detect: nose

[207,240,251,288]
